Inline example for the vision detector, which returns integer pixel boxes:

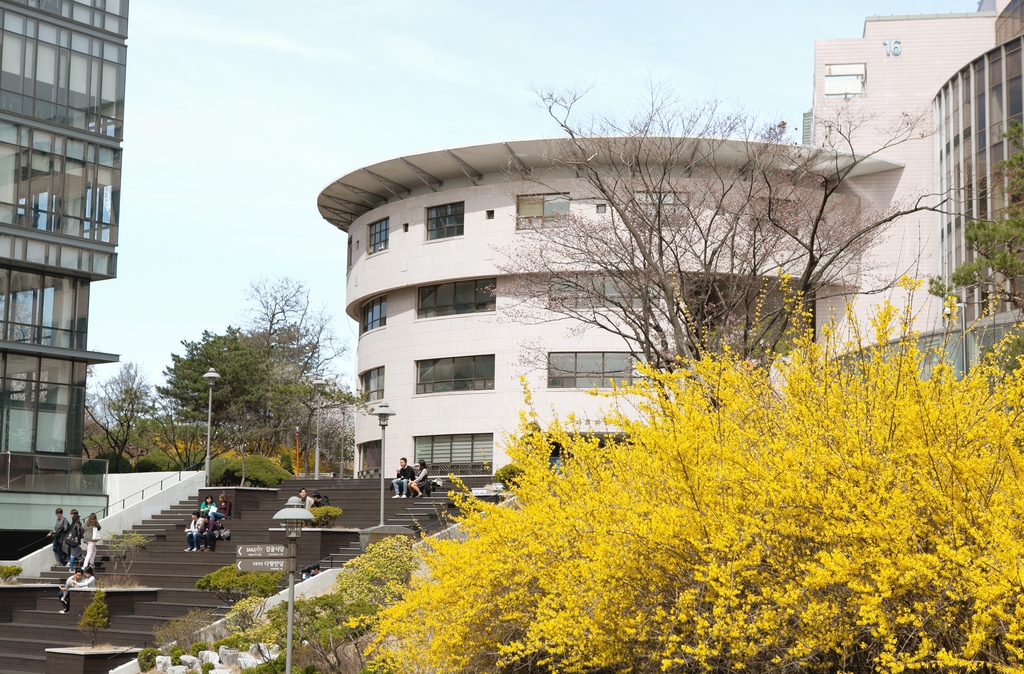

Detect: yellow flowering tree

[373,305,1024,674]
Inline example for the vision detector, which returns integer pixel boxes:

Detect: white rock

[248,643,272,660]
[218,647,238,667]
[167,667,189,674]
[197,650,220,665]
[155,656,172,674]
[269,644,280,658]
[179,655,200,671]
[236,652,264,670]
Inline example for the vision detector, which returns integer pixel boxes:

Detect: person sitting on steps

[408,460,429,497]
[184,511,201,551]
[391,458,415,498]
[57,567,84,614]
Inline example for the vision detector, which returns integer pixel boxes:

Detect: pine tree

[78,590,109,647]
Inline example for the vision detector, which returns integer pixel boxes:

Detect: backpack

[65,522,82,548]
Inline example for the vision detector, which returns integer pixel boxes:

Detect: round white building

[318,139,644,478]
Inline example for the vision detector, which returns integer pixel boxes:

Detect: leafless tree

[498,87,936,369]
[83,362,153,471]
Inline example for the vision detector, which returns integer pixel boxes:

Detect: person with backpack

[198,513,220,552]
[46,508,70,565]
[63,510,84,571]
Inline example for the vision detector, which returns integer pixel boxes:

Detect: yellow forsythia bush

[373,309,1024,674]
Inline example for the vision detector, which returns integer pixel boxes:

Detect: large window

[0,270,88,348]
[368,218,389,254]
[0,9,127,138]
[415,433,493,468]
[516,194,569,228]
[360,366,384,402]
[361,296,386,333]
[418,278,496,318]
[417,355,495,394]
[824,64,866,98]
[0,353,86,454]
[427,202,464,240]
[548,352,633,388]
[0,121,120,244]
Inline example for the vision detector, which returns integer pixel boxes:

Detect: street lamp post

[943,301,968,376]
[202,368,220,486]
[314,378,326,480]
[373,402,396,527]
[272,497,314,674]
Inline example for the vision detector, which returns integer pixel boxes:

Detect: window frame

[416,354,495,394]
[547,352,634,389]
[414,433,494,467]
[361,296,386,333]
[368,218,389,254]
[516,193,570,228]
[426,201,465,240]
[360,366,384,402]
[417,278,496,318]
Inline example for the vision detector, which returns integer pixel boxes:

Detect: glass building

[0,0,126,505]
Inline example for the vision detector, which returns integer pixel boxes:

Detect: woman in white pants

[82,513,101,569]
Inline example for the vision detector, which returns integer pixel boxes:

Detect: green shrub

[209,455,232,485]
[135,450,178,472]
[0,565,22,583]
[196,565,284,603]
[310,506,343,528]
[169,645,184,666]
[78,589,109,646]
[494,462,524,488]
[95,452,134,473]
[201,663,215,674]
[137,647,159,671]
[213,633,248,651]
[190,641,208,657]
[218,455,291,487]
[81,458,108,475]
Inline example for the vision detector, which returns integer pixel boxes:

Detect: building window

[485,210,494,219]
[368,218,389,254]
[548,352,633,388]
[516,194,569,228]
[824,63,866,98]
[418,278,496,318]
[417,355,495,394]
[415,433,493,468]
[357,440,381,474]
[1,353,86,455]
[596,203,607,213]
[361,296,386,333]
[360,366,384,402]
[427,202,464,240]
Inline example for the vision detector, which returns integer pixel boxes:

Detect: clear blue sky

[90,0,981,387]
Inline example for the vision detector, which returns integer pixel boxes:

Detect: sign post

[235,558,288,573]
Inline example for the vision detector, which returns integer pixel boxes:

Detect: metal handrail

[98,459,205,518]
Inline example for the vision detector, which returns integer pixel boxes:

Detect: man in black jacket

[391,458,416,498]
[46,508,69,565]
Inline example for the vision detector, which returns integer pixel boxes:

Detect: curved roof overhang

[317,137,905,232]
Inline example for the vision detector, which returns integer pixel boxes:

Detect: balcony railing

[0,451,107,495]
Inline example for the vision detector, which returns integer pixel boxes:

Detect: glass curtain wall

[935,36,1024,320]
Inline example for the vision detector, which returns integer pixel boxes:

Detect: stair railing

[98,459,206,518]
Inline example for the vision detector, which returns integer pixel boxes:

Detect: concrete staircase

[0,475,495,674]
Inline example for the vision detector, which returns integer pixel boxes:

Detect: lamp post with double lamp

[202,368,220,486]
[314,378,326,479]
[374,402,396,526]
[272,496,314,674]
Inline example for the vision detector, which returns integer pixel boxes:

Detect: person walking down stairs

[64,510,84,571]
[82,513,102,569]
